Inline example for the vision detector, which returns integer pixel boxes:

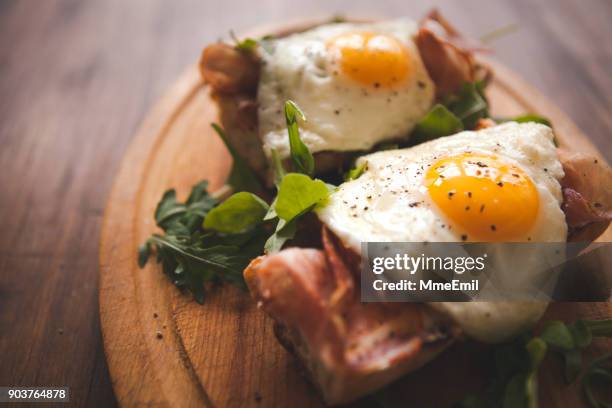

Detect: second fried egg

[316,122,567,249]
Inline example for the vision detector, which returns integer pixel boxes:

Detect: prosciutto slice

[244,228,457,405]
[415,9,492,99]
[558,150,612,241]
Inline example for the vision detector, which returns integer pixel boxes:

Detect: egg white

[257,19,435,158]
[316,122,567,251]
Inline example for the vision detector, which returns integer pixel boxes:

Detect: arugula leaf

[570,320,593,349]
[345,160,367,181]
[412,104,464,144]
[525,337,547,408]
[330,15,347,23]
[152,234,256,301]
[138,241,151,268]
[229,30,258,52]
[504,114,551,127]
[204,192,269,234]
[541,320,575,351]
[542,318,612,387]
[275,173,329,221]
[262,173,329,253]
[154,190,185,229]
[445,82,489,129]
[527,337,547,370]
[212,123,262,193]
[285,100,314,176]
[154,181,217,232]
[139,181,266,303]
[270,148,287,186]
[263,197,278,221]
[258,38,275,54]
[264,218,297,253]
[410,81,492,146]
[148,235,241,274]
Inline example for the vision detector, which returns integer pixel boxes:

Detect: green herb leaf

[230,30,258,52]
[262,171,329,253]
[330,14,347,23]
[345,160,367,181]
[212,123,262,192]
[285,100,315,176]
[412,104,464,144]
[525,338,546,408]
[446,82,489,129]
[264,218,297,253]
[527,337,547,370]
[204,192,269,234]
[138,241,151,268]
[263,197,278,221]
[270,148,287,186]
[410,82,490,145]
[541,320,575,351]
[570,320,593,349]
[154,181,217,233]
[154,189,185,229]
[138,180,266,303]
[275,173,329,221]
[505,114,551,127]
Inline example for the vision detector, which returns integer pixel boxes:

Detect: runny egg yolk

[327,31,413,89]
[425,153,539,241]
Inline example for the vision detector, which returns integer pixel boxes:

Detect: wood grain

[99,45,611,406]
[1,1,611,407]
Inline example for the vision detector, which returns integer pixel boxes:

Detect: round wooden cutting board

[99,21,611,408]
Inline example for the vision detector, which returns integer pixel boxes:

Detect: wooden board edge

[98,65,212,407]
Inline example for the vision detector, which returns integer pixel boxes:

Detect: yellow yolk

[425,154,539,241]
[327,31,413,89]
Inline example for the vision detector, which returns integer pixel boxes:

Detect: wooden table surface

[0,0,610,406]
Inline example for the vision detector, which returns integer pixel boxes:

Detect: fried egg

[258,19,434,158]
[317,122,567,248]
[316,122,567,343]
